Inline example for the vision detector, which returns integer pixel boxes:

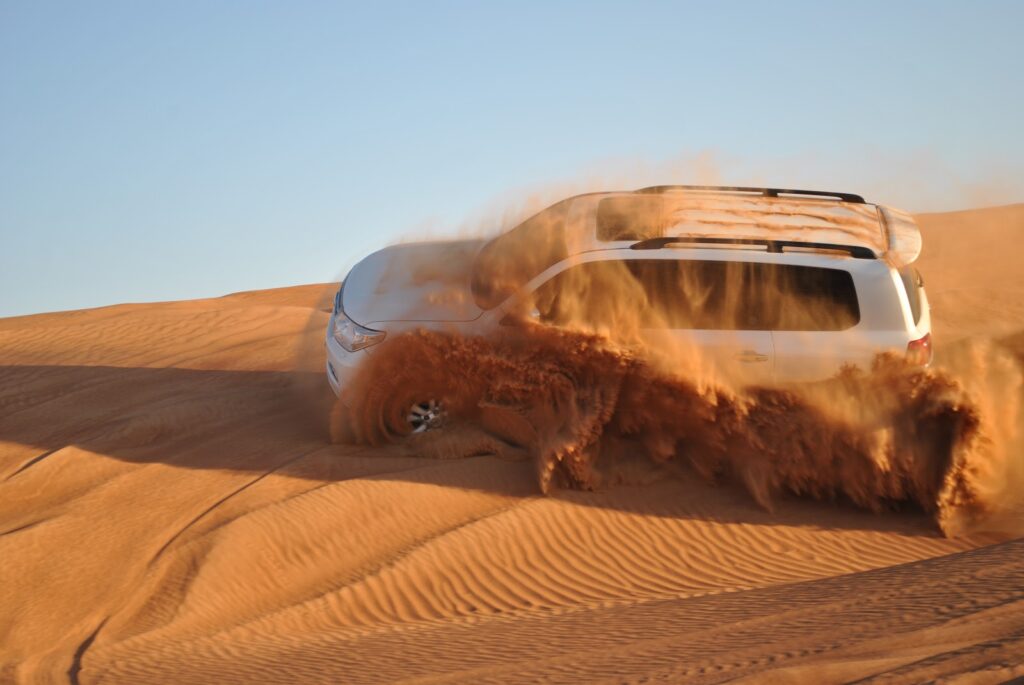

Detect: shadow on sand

[0,363,950,537]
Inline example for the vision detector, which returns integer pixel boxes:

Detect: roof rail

[629,236,877,259]
[634,185,866,204]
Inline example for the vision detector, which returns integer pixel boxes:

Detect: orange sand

[1,206,1022,683]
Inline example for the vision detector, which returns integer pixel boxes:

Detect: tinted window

[532,260,860,331]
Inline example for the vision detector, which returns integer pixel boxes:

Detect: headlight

[332,312,385,352]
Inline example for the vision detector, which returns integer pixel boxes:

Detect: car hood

[342,239,489,326]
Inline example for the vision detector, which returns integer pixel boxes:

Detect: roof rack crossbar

[629,236,876,259]
[634,185,866,204]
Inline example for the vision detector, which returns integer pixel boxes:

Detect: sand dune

[1,205,1022,683]
[917,204,1024,346]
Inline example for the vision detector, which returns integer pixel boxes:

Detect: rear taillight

[906,332,932,366]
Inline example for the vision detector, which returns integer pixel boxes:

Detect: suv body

[326,187,931,422]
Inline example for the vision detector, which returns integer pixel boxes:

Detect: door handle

[735,350,769,363]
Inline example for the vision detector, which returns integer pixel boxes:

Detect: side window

[767,264,860,331]
[898,266,923,324]
[530,260,859,332]
[531,261,644,330]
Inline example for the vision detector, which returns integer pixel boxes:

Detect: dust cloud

[326,188,1023,538]
[331,325,1023,538]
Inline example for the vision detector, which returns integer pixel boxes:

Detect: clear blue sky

[2,1,1022,317]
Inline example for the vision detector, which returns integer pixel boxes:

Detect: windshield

[470,199,572,309]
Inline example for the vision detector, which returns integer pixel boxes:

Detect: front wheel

[407,399,446,433]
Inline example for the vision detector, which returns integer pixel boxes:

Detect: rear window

[531,260,860,331]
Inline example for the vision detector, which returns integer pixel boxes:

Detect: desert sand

[2,205,1023,684]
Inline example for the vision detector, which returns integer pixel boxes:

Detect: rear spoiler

[878,206,922,267]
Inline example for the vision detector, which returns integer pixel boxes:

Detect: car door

[771,330,861,382]
[642,257,774,385]
[655,329,774,385]
[766,263,865,383]
[696,330,774,383]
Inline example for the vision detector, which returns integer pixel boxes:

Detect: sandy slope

[917,204,1024,345]
[1,205,1022,684]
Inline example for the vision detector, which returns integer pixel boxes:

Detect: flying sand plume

[326,183,1023,538]
[331,326,1022,538]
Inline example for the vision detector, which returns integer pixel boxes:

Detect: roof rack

[634,185,866,204]
[629,236,876,259]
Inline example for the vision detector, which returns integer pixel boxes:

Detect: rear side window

[532,260,860,331]
[899,266,923,324]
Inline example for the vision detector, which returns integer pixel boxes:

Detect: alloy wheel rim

[407,400,445,433]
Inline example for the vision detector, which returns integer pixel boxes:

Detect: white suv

[326,186,932,431]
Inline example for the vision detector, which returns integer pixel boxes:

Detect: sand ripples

[2,203,1023,683]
